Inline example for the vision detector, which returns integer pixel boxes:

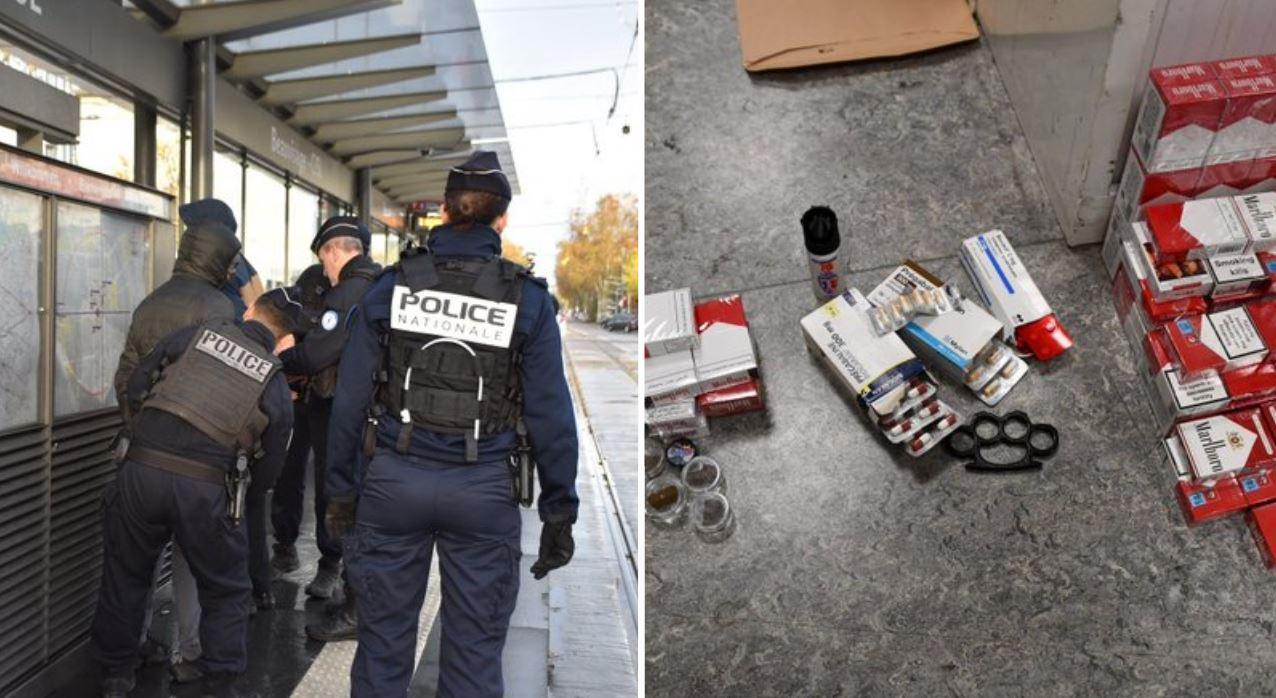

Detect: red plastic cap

[1014,314,1073,361]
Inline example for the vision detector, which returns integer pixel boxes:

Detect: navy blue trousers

[91,460,252,678]
[272,397,343,567]
[346,449,521,698]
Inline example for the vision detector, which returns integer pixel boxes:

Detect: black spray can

[802,206,842,301]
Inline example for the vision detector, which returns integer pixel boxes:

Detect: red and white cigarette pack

[1144,198,1250,262]
[696,377,765,418]
[691,294,758,392]
[1242,298,1276,354]
[1165,307,1267,377]
[1132,70,1227,173]
[1166,433,1248,524]
[1126,220,1214,301]
[1212,55,1276,80]
[643,288,697,356]
[1112,149,1202,224]
[1245,501,1276,568]
[645,348,698,400]
[1207,75,1276,164]
[1221,362,1276,411]
[1234,192,1276,252]
[1195,159,1255,199]
[1245,158,1276,194]
[1206,252,1268,298]
[1176,408,1276,483]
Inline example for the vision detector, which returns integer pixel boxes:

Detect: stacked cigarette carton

[644,289,766,438]
[1105,61,1276,563]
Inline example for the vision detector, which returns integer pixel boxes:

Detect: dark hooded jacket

[113,221,241,420]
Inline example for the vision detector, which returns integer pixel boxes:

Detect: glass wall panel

[386,232,401,265]
[369,230,389,267]
[243,164,287,288]
[287,185,319,282]
[54,203,149,416]
[0,187,44,431]
[156,117,183,204]
[213,150,244,234]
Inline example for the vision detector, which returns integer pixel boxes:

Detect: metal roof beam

[312,111,458,143]
[385,178,451,198]
[287,90,447,126]
[379,170,451,188]
[166,0,400,42]
[224,33,422,81]
[329,127,466,156]
[371,152,474,179]
[259,66,434,107]
[344,150,424,169]
[392,187,445,203]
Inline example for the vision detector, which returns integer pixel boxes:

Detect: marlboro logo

[391,286,518,348]
[1193,420,1230,474]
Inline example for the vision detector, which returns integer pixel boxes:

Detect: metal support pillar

[356,167,372,227]
[189,37,216,200]
[133,102,157,187]
[16,127,41,154]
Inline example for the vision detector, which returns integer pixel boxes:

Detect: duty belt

[128,444,227,485]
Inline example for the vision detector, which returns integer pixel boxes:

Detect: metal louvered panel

[0,425,49,694]
[47,410,121,658]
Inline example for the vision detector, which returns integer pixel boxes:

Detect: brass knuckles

[944,410,1059,472]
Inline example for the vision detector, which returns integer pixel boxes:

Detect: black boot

[200,672,243,698]
[271,542,299,573]
[101,674,135,698]
[304,564,341,599]
[171,658,204,684]
[305,597,358,642]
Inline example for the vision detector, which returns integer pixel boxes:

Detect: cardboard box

[697,377,765,418]
[645,348,698,399]
[800,288,926,416]
[734,0,978,72]
[691,294,758,391]
[867,262,1012,388]
[1131,76,1226,173]
[1144,197,1250,262]
[1207,75,1276,164]
[959,229,1072,360]
[1165,307,1267,377]
[643,288,697,356]
[1205,252,1268,298]
[1176,408,1276,482]
[1246,502,1276,568]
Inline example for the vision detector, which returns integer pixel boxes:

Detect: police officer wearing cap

[93,288,302,698]
[326,151,579,697]
[270,263,331,574]
[276,218,380,630]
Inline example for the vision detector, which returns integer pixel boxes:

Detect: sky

[473,0,642,289]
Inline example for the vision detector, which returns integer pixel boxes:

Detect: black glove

[325,498,357,541]
[530,520,574,580]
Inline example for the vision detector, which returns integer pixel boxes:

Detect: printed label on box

[1205,307,1267,361]
[1164,369,1229,410]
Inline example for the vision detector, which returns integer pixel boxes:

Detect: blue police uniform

[92,319,292,693]
[326,224,580,697]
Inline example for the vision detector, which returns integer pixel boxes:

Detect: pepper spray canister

[802,206,842,301]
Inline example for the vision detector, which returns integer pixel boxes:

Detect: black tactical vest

[142,321,282,454]
[377,252,529,461]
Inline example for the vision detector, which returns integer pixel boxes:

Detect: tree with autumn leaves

[555,194,638,321]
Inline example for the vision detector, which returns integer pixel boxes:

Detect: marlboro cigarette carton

[1126,219,1213,301]
[1177,476,1247,525]
[801,287,927,417]
[691,294,758,392]
[1144,198,1250,262]
[1212,55,1276,79]
[1165,307,1267,377]
[1205,252,1268,298]
[696,377,765,418]
[1131,74,1226,173]
[1113,149,1202,224]
[1239,468,1276,507]
[646,399,701,432]
[1234,192,1276,252]
[1245,158,1276,194]
[959,229,1072,361]
[1157,368,1230,419]
[1246,502,1276,568]
[645,348,698,399]
[1207,75,1276,164]
[1222,362,1276,410]
[1176,408,1276,482]
[1103,210,1132,279]
[1196,159,1255,199]
[644,288,697,356]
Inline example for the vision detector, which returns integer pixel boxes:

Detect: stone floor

[645,1,1276,696]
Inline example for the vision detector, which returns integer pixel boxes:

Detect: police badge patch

[321,310,339,331]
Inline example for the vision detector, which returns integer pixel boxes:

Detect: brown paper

[735,0,980,72]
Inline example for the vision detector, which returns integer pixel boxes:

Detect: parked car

[601,312,637,332]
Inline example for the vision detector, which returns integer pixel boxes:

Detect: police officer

[326,151,579,697]
[275,217,380,629]
[93,288,302,698]
[113,198,241,683]
[270,263,331,573]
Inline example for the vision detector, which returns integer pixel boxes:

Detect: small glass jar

[645,435,667,480]
[690,491,735,543]
[645,474,687,526]
[680,456,724,496]
[664,437,698,470]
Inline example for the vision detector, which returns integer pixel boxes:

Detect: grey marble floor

[645,1,1276,696]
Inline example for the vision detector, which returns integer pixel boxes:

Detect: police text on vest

[391,287,518,348]
[195,329,273,382]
